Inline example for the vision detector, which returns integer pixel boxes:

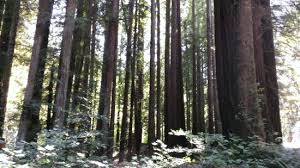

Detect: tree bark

[214,0,265,139]
[206,0,214,134]
[191,0,198,135]
[135,3,144,155]
[164,0,170,144]
[147,0,156,152]
[156,0,161,140]
[119,0,134,161]
[262,0,282,141]
[17,0,54,143]
[0,0,21,138]
[167,0,186,147]
[69,0,85,129]
[53,0,77,128]
[96,0,119,154]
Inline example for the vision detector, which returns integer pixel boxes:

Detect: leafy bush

[0,129,112,168]
[149,131,300,168]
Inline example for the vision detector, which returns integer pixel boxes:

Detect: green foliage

[0,129,112,167]
[148,132,300,168]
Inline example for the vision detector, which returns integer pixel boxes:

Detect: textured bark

[128,0,139,158]
[252,0,282,141]
[167,0,185,147]
[197,54,205,133]
[96,0,119,154]
[197,17,205,133]
[214,0,265,139]
[164,0,170,144]
[17,0,54,143]
[89,0,97,115]
[108,48,117,157]
[191,0,198,135]
[212,44,222,133]
[53,0,77,128]
[262,0,282,140]
[147,0,156,152]
[119,0,134,161]
[0,0,21,138]
[69,0,84,129]
[135,6,144,155]
[206,0,214,134]
[156,0,161,140]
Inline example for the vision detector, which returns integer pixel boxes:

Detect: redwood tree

[214,0,265,139]
[53,0,77,128]
[96,0,120,154]
[17,0,54,143]
[167,0,185,147]
[0,0,21,138]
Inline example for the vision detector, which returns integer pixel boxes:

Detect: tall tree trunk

[96,0,119,154]
[135,4,144,155]
[191,0,198,135]
[119,0,134,161]
[262,0,281,141]
[88,0,97,131]
[196,14,205,133]
[79,0,92,130]
[128,0,139,158]
[164,0,170,143]
[0,0,21,138]
[252,0,282,141]
[148,0,156,152]
[69,0,85,129]
[206,0,214,134]
[156,0,161,140]
[212,42,222,133]
[108,49,117,157]
[53,0,77,128]
[167,0,185,147]
[214,0,265,139]
[17,0,54,143]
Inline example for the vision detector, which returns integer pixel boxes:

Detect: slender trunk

[191,0,198,134]
[135,6,144,155]
[69,0,85,129]
[89,0,97,129]
[196,15,205,133]
[119,0,134,161]
[164,0,170,143]
[46,63,55,130]
[53,0,77,128]
[79,0,92,130]
[17,0,54,143]
[206,0,214,134]
[128,0,139,158]
[116,91,122,144]
[148,0,156,152]
[156,0,161,140]
[0,0,21,138]
[96,0,120,154]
